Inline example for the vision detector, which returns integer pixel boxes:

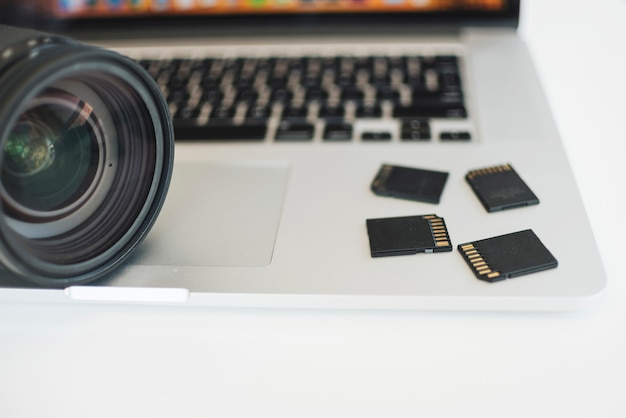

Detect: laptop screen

[44,0,509,19]
[0,0,519,32]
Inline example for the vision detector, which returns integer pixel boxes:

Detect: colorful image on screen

[51,0,506,18]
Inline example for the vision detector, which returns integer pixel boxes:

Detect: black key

[233,75,255,89]
[174,105,200,121]
[223,58,243,75]
[336,72,355,87]
[275,120,315,141]
[168,74,189,90]
[320,56,339,70]
[305,88,328,102]
[441,91,464,104]
[201,75,221,90]
[356,104,382,118]
[412,91,464,106]
[440,131,471,141]
[440,73,462,91]
[174,122,267,141]
[406,75,425,88]
[341,87,364,102]
[281,105,309,119]
[268,75,288,89]
[210,105,236,121]
[354,56,372,70]
[200,88,224,105]
[167,88,190,105]
[362,132,392,141]
[199,58,213,73]
[393,104,467,119]
[370,74,390,87]
[319,104,345,119]
[270,88,293,103]
[161,59,182,75]
[400,118,431,141]
[387,56,405,71]
[188,59,207,73]
[302,72,322,88]
[255,58,274,73]
[287,57,306,71]
[246,104,271,120]
[235,88,259,103]
[376,86,400,102]
[323,123,353,142]
[435,55,459,63]
[435,55,460,74]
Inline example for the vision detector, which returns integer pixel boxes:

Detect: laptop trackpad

[135,161,289,267]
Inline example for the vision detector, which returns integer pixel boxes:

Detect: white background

[2,0,626,416]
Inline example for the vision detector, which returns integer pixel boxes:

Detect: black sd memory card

[457,229,558,282]
[366,214,452,257]
[466,163,539,212]
[371,164,449,204]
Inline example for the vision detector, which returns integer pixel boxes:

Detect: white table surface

[2,1,625,416]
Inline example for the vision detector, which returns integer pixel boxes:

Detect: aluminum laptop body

[0,1,606,311]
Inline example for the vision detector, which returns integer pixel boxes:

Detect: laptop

[0,0,606,310]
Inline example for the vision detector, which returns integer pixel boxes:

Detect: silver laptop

[0,0,606,310]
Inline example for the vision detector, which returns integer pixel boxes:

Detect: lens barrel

[0,25,174,287]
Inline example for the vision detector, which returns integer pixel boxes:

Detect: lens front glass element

[2,89,100,214]
[1,81,118,241]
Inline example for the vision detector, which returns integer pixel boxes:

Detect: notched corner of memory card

[371,164,449,204]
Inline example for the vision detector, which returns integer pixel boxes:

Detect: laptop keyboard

[138,54,471,142]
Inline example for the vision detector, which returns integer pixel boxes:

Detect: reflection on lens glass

[4,123,55,177]
[1,89,99,214]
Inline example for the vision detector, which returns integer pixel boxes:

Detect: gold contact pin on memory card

[458,244,501,279]
[366,214,453,257]
[425,215,452,248]
[457,230,558,283]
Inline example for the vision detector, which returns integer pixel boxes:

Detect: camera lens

[0,26,173,287]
